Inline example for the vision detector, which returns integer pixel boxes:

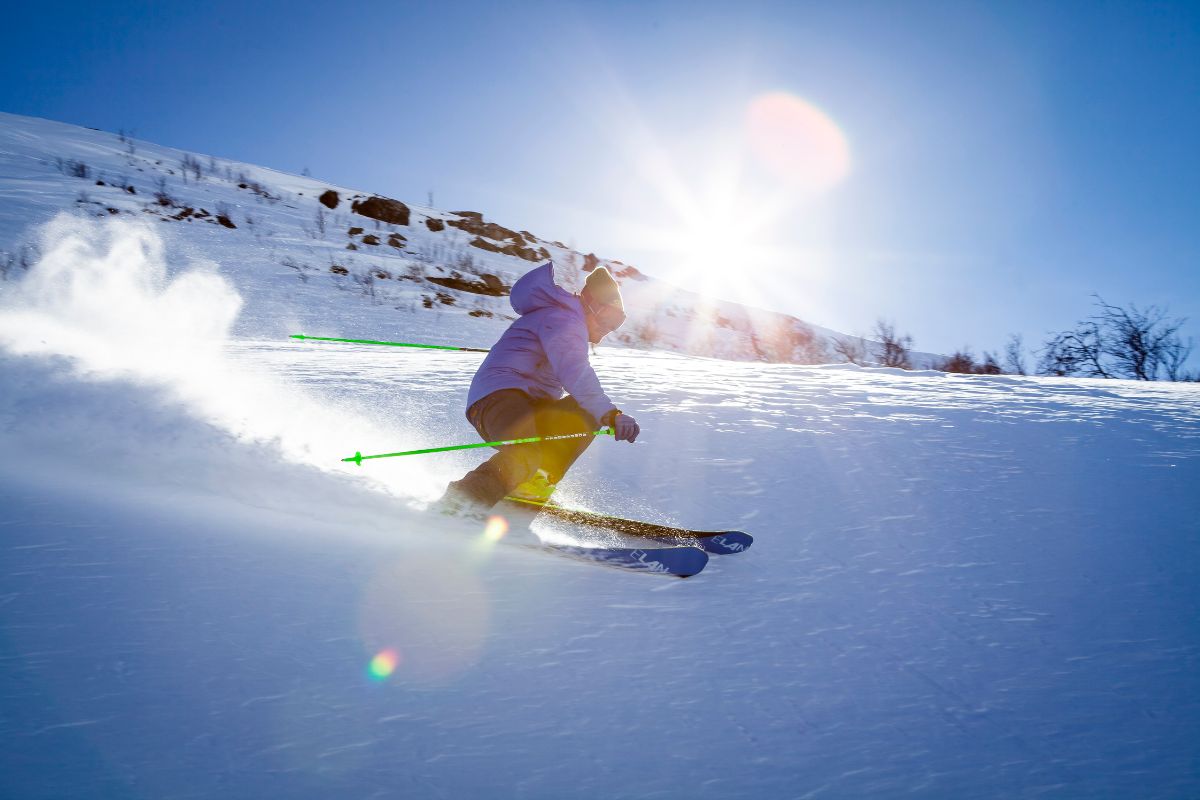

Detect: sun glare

[610,90,851,304]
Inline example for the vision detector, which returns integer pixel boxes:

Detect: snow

[2,116,1200,798]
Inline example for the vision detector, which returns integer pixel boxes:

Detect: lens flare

[483,515,509,542]
[746,92,851,191]
[367,648,400,681]
[358,557,491,686]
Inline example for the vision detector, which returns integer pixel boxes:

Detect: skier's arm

[541,316,617,424]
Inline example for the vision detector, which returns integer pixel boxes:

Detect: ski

[532,542,708,578]
[500,497,753,556]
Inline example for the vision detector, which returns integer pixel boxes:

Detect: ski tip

[702,531,753,555]
[290,333,306,340]
[341,451,363,466]
[667,546,709,578]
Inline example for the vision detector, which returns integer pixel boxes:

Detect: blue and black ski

[501,497,753,556]
[534,541,708,578]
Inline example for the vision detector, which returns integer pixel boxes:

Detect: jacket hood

[510,262,580,316]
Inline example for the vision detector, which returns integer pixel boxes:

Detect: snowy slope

[0,111,908,366]
[1,207,1199,798]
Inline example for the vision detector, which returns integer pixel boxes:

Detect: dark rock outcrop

[319,190,340,209]
[467,236,549,263]
[351,196,410,226]
[426,270,510,297]
[447,214,523,245]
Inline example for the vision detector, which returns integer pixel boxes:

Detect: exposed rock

[348,226,364,236]
[330,265,349,275]
[468,309,494,318]
[217,215,236,229]
[468,236,504,255]
[427,270,510,297]
[318,189,340,209]
[361,234,380,246]
[467,236,547,263]
[351,195,410,226]
[387,233,406,249]
[425,218,445,232]
[583,253,599,272]
[448,215,522,245]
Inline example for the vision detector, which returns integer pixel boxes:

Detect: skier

[436,261,640,517]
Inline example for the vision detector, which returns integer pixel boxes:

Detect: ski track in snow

[2,336,1199,798]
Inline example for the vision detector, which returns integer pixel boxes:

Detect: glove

[601,409,640,443]
[612,413,640,443]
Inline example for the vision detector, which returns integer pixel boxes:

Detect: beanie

[582,267,623,310]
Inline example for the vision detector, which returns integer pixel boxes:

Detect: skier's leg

[442,390,543,511]
[534,396,599,484]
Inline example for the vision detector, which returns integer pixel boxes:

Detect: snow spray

[0,214,438,499]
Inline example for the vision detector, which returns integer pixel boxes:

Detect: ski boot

[509,468,557,506]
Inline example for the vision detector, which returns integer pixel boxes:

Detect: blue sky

[3,0,1197,360]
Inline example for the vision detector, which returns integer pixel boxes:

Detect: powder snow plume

[0,213,440,500]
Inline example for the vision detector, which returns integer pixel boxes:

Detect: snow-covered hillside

[0,111,890,365]
[1,115,1199,798]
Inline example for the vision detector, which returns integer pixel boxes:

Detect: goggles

[584,298,627,333]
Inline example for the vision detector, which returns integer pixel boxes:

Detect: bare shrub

[1038,322,1106,377]
[153,176,176,207]
[978,351,1003,375]
[833,336,868,366]
[1003,333,1027,375]
[57,158,92,179]
[936,350,977,374]
[282,256,311,283]
[235,172,278,202]
[181,154,203,182]
[873,319,913,369]
[1038,295,1192,381]
[352,270,377,300]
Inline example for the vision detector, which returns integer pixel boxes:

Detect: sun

[609,90,851,301]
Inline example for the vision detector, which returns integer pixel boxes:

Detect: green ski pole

[342,429,614,466]
[291,334,490,353]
